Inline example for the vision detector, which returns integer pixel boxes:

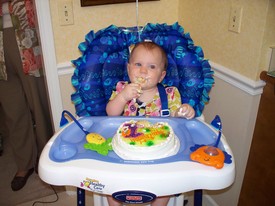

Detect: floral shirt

[109,81,182,116]
[0,0,42,80]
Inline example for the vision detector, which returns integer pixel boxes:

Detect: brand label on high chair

[112,190,156,204]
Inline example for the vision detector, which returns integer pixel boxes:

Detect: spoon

[60,110,89,135]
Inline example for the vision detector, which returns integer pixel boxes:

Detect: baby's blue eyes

[135,63,142,67]
[133,63,156,69]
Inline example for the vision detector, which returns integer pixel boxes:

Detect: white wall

[202,63,265,206]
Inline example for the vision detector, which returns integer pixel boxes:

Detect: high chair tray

[39,116,235,196]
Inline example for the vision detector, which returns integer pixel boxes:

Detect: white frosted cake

[112,120,180,160]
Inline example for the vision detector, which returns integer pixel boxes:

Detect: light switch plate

[228,5,243,33]
[58,1,74,26]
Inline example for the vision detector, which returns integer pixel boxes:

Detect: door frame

[35,0,63,132]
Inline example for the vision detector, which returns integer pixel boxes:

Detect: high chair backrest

[71,22,214,117]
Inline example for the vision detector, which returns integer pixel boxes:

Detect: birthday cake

[112,120,180,160]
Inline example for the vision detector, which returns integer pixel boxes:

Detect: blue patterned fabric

[71,22,214,117]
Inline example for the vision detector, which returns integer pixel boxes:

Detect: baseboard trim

[57,62,75,75]
[204,194,219,206]
[209,61,266,95]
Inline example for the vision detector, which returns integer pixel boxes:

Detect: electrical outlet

[228,5,243,33]
[58,1,74,26]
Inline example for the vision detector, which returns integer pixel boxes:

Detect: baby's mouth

[135,77,149,84]
[136,77,146,84]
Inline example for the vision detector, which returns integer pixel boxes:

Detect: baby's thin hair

[129,41,168,70]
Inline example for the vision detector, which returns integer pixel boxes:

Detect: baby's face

[127,46,166,90]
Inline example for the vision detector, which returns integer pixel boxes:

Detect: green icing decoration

[144,128,151,132]
[146,141,154,146]
[84,138,113,156]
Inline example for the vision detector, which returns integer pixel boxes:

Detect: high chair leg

[194,190,203,206]
[77,187,85,206]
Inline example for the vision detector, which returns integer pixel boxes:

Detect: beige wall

[179,0,275,81]
[49,0,180,112]
[177,1,274,205]
[50,0,179,63]
[51,0,274,80]
[260,0,275,72]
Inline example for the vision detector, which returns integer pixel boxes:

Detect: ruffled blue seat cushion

[71,22,214,117]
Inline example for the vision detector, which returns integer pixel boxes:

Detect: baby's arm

[106,92,128,116]
[106,83,141,116]
[168,87,195,119]
[175,104,195,119]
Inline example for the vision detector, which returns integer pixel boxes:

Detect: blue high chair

[71,22,214,118]
[71,22,213,206]
[38,23,235,206]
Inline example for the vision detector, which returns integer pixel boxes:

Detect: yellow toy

[84,133,113,156]
[86,133,106,144]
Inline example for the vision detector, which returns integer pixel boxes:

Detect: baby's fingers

[177,104,195,119]
[121,84,141,101]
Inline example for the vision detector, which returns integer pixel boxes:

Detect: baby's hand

[176,104,195,119]
[120,83,142,102]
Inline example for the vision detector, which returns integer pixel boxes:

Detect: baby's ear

[159,70,166,82]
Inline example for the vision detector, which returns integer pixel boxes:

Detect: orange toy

[190,146,225,169]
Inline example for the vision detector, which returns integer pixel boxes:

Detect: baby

[106,41,195,119]
[106,41,195,206]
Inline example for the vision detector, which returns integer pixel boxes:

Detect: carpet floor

[0,138,64,206]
